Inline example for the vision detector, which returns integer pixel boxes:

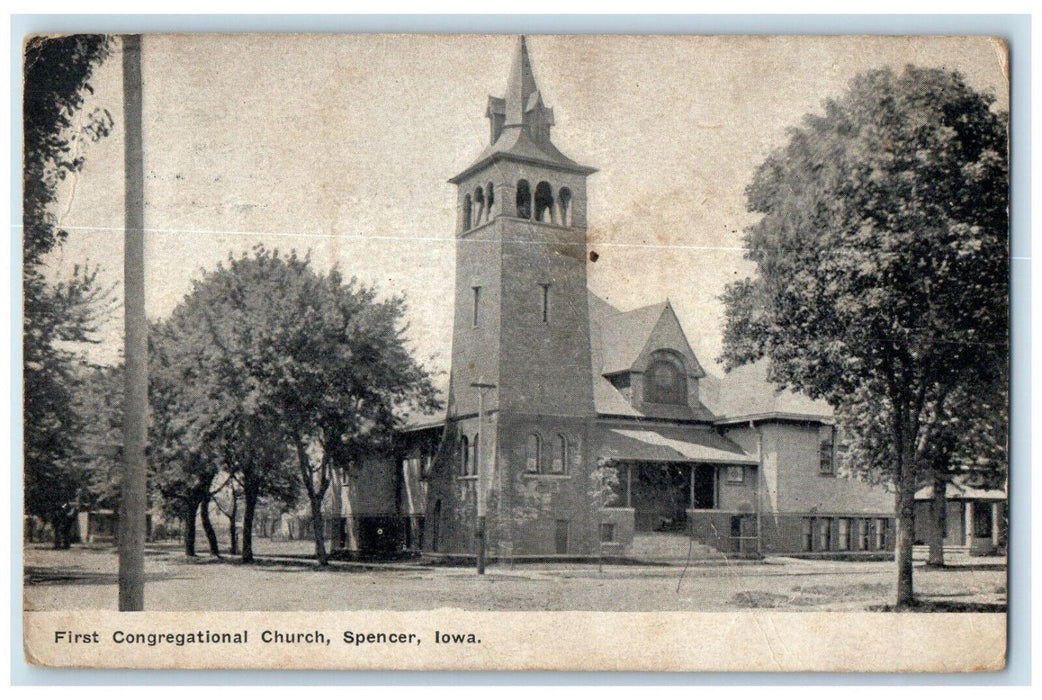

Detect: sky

[48,33,1009,383]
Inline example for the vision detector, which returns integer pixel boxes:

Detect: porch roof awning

[604,428,758,465]
[914,483,1007,502]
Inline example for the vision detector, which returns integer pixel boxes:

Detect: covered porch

[914,482,1008,556]
[597,426,761,557]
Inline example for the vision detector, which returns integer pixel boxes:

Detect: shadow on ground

[23,567,188,587]
[918,563,1007,572]
[868,600,1007,613]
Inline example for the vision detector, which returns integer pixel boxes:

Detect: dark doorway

[555,519,569,554]
[692,467,715,509]
[632,464,689,532]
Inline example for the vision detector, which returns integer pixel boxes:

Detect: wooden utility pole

[119,33,147,611]
[472,381,496,575]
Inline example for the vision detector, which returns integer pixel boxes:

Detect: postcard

[21,32,1009,671]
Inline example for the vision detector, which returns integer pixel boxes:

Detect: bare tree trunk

[227,494,239,556]
[184,500,198,557]
[895,451,917,609]
[241,484,258,563]
[51,515,64,549]
[199,493,220,557]
[308,495,329,566]
[927,472,947,567]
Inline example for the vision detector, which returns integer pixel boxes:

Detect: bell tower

[447,35,597,419]
[439,35,599,557]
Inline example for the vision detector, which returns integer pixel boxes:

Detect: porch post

[689,466,695,509]
[991,502,1000,547]
[964,501,974,545]
[626,465,632,508]
[756,426,764,555]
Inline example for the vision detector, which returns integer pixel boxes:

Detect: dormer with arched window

[643,350,688,406]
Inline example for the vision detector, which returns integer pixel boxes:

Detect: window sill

[456,475,478,481]
[521,473,571,480]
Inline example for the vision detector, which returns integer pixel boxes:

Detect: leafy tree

[73,363,124,509]
[210,249,441,564]
[720,66,1008,608]
[149,317,223,557]
[151,289,301,563]
[23,35,115,545]
[154,247,440,565]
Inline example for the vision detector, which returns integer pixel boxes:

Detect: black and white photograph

[19,31,1010,671]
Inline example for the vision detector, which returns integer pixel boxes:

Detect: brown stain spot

[589,250,599,263]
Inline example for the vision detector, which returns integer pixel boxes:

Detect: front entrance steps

[628,532,729,562]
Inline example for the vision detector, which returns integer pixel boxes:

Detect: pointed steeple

[450,36,596,185]
[505,35,539,126]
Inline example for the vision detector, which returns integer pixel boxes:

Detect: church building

[338,37,897,560]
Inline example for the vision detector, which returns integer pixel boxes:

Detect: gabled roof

[593,299,670,375]
[588,292,716,421]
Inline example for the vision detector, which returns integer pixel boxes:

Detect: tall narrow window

[470,434,479,476]
[463,194,472,230]
[473,186,485,226]
[459,435,470,476]
[516,179,532,219]
[539,283,550,323]
[875,518,888,550]
[525,434,541,472]
[818,518,832,551]
[485,181,495,221]
[558,187,572,226]
[802,518,814,552]
[551,434,568,474]
[472,286,481,328]
[857,518,869,550]
[534,181,554,222]
[837,518,850,551]
[819,425,835,474]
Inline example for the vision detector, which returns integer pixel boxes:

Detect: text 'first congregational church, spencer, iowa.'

[333,36,904,561]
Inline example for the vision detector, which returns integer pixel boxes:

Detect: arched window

[525,434,541,472]
[643,353,687,405]
[463,194,472,230]
[516,180,532,220]
[470,434,479,476]
[459,435,469,475]
[551,434,568,474]
[485,182,495,222]
[534,181,555,223]
[473,187,485,227]
[558,187,572,226]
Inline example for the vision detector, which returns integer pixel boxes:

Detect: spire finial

[505,35,539,126]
